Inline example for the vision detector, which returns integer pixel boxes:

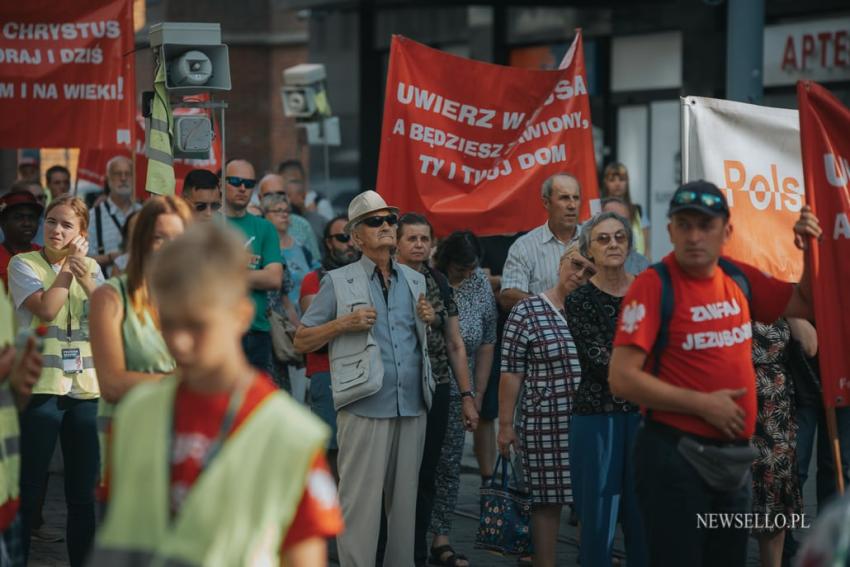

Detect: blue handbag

[474,455,534,556]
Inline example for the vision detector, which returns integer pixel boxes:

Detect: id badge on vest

[62,348,83,374]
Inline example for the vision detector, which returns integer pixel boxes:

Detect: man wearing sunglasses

[182,169,222,222]
[296,191,435,567]
[258,173,321,261]
[609,180,822,567]
[223,159,283,375]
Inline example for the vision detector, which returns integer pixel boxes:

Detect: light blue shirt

[301,255,424,418]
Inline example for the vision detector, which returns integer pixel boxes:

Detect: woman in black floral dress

[751,318,802,567]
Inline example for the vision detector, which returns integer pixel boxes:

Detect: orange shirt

[613,254,793,439]
[170,373,343,552]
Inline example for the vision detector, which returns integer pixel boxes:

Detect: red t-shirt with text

[169,373,343,552]
[299,270,330,377]
[613,254,793,439]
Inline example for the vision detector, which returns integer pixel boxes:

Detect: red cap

[0,191,44,216]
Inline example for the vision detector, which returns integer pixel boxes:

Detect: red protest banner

[797,81,850,408]
[77,106,222,197]
[376,33,599,236]
[0,0,135,149]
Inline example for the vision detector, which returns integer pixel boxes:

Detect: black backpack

[649,257,752,374]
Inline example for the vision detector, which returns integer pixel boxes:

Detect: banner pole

[825,406,846,496]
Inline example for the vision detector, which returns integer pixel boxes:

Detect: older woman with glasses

[498,243,596,567]
[564,211,647,567]
[261,193,319,393]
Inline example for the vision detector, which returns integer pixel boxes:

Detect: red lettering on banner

[376,33,598,236]
[801,34,816,70]
[818,32,833,67]
[797,81,850,408]
[0,0,135,149]
[836,31,849,67]
[782,36,798,71]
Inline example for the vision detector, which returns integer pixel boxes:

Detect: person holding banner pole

[608,180,821,567]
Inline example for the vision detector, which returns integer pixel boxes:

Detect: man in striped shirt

[499,173,583,311]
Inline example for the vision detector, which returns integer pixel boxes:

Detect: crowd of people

[0,152,847,567]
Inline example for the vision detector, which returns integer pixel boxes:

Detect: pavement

[31,432,821,567]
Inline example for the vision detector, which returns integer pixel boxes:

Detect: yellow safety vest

[0,282,19,512]
[91,376,329,567]
[15,252,99,398]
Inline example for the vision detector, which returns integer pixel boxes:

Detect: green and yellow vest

[15,252,99,398]
[0,282,19,513]
[91,376,329,567]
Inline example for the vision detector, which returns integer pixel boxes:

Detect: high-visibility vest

[0,384,19,521]
[91,376,329,567]
[15,252,99,398]
[0,282,19,525]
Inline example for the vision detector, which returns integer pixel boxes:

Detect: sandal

[429,544,470,567]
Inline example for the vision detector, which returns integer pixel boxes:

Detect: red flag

[797,81,850,408]
[376,33,599,236]
[0,0,135,150]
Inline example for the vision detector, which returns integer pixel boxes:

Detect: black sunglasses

[329,233,351,243]
[672,190,726,211]
[225,176,257,189]
[194,202,222,212]
[360,213,398,228]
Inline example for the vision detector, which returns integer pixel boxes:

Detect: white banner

[681,96,804,281]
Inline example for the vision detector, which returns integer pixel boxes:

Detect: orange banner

[797,81,850,408]
[0,0,135,150]
[376,33,598,236]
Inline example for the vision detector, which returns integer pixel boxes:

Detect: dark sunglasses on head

[593,231,628,245]
[360,213,398,228]
[194,202,222,212]
[672,190,726,211]
[225,176,257,189]
[329,233,351,243]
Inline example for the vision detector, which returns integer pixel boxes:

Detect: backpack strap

[649,261,674,376]
[95,205,105,255]
[717,257,752,305]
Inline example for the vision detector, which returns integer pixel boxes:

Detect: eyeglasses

[569,258,597,278]
[265,208,290,216]
[194,202,222,212]
[360,214,398,228]
[225,176,257,189]
[264,191,288,197]
[672,190,726,211]
[329,233,351,243]
[593,231,628,246]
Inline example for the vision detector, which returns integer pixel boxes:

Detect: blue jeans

[242,330,273,375]
[20,395,99,567]
[634,421,751,567]
[570,412,646,567]
[795,404,850,510]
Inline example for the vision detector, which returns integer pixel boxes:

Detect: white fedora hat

[344,190,400,233]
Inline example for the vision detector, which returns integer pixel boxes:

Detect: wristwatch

[460,390,477,400]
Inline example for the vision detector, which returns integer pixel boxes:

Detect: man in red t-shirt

[609,180,822,567]
[0,191,43,286]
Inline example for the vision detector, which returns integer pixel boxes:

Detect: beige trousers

[335,410,428,567]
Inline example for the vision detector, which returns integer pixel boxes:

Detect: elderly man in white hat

[295,190,435,567]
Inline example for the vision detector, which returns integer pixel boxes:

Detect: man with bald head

[88,155,141,274]
[224,159,283,374]
[258,173,320,260]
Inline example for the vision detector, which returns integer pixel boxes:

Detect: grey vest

[328,261,434,410]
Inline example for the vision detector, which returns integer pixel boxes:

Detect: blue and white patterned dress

[501,294,582,504]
